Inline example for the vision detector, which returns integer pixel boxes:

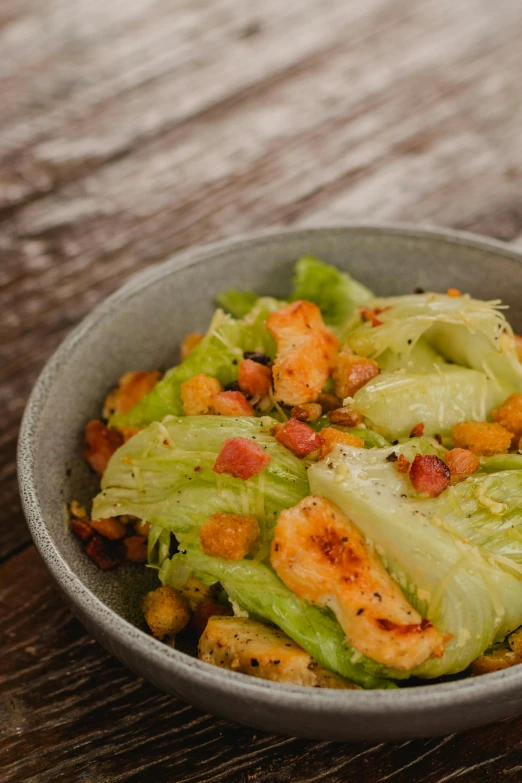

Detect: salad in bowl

[69,256,522,690]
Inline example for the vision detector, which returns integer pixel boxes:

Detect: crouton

[180,374,223,415]
[452,421,513,456]
[266,300,339,406]
[447,288,462,297]
[199,617,358,688]
[509,627,522,657]
[180,332,204,361]
[327,407,362,427]
[84,420,123,476]
[123,535,148,563]
[142,586,191,640]
[134,519,151,537]
[290,403,323,422]
[471,647,521,676]
[90,517,126,540]
[70,500,87,518]
[200,513,259,560]
[332,352,379,399]
[319,428,364,459]
[492,394,522,440]
[70,518,93,543]
[444,448,480,482]
[103,370,161,419]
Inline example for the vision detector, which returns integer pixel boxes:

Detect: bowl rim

[18,221,522,716]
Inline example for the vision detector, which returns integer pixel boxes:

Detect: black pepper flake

[434,433,442,444]
[407,339,412,345]
[251,658,259,667]
[414,286,425,294]
[273,660,280,665]
[356,608,364,616]
[392,440,399,446]
[386,452,398,463]
[374,592,382,601]
[194,466,201,473]
[225,381,240,391]
[244,351,271,366]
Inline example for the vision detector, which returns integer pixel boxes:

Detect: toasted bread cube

[180,374,223,415]
[332,353,379,399]
[84,420,123,476]
[181,332,204,361]
[471,647,522,675]
[90,517,126,540]
[142,586,191,640]
[319,428,364,459]
[70,500,87,519]
[492,394,522,440]
[509,628,522,657]
[199,617,358,688]
[123,535,148,563]
[103,370,161,419]
[200,513,259,560]
[134,519,151,537]
[452,421,512,456]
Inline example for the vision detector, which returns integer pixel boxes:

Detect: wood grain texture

[2,0,522,778]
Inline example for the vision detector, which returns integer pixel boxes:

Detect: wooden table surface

[3,0,522,780]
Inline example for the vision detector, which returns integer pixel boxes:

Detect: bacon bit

[123,535,148,563]
[327,407,362,427]
[85,535,117,570]
[191,597,233,636]
[410,422,425,438]
[134,519,151,537]
[409,454,450,497]
[213,437,271,480]
[275,419,324,458]
[103,370,161,419]
[447,288,462,297]
[180,374,223,415]
[212,390,255,417]
[444,448,480,483]
[290,403,323,422]
[200,513,259,560]
[238,359,272,398]
[397,454,411,473]
[514,335,522,364]
[332,353,380,399]
[84,420,123,476]
[181,332,204,361]
[492,394,522,439]
[452,421,513,456]
[319,428,364,459]
[71,517,93,543]
[90,517,126,540]
[316,392,342,412]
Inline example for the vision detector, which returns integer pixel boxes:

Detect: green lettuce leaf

[309,439,522,678]
[159,550,397,689]
[291,256,373,327]
[216,290,260,318]
[110,298,281,429]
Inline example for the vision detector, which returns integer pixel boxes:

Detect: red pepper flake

[397,454,411,473]
[409,454,450,497]
[213,437,271,480]
[410,422,425,438]
[275,419,324,458]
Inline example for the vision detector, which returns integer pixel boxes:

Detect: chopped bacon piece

[85,535,117,571]
[180,332,204,361]
[492,394,522,439]
[191,597,233,635]
[447,288,462,297]
[275,419,324,458]
[327,407,362,427]
[71,517,93,543]
[444,448,480,482]
[90,517,126,540]
[290,403,323,422]
[332,353,379,399]
[410,422,425,438]
[103,370,161,419]
[213,437,271,480]
[409,454,450,497]
[123,535,148,563]
[181,374,223,415]
[238,359,272,398]
[397,454,411,473]
[359,307,384,327]
[212,390,255,417]
[319,428,364,459]
[452,421,512,456]
[316,392,342,412]
[84,420,123,476]
[200,513,259,560]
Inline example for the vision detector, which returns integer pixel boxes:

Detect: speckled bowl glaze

[18,224,522,741]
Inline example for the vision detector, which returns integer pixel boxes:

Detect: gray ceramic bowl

[19,224,522,741]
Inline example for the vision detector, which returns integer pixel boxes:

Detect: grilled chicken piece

[265,301,339,406]
[271,496,449,671]
[199,616,358,688]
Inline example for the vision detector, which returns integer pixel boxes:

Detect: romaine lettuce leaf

[291,256,373,327]
[352,365,511,441]
[93,416,309,554]
[160,550,398,689]
[216,290,260,318]
[309,440,522,677]
[110,298,281,429]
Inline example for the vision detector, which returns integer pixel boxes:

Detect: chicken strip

[271,496,449,671]
[265,301,339,406]
[199,616,358,688]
